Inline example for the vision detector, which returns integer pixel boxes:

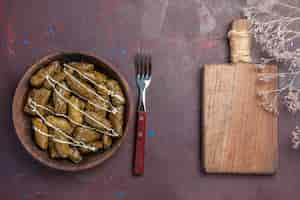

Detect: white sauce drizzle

[33,127,96,151]
[45,76,120,137]
[63,69,117,113]
[30,101,79,143]
[64,63,125,103]
[47,75,116,114]
[29,100,96,151]
[27,63,125,152]
[32,99,117,137]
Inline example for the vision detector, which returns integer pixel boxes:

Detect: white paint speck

[246,0,278,11]
[197,2,216,34]
[141,0,169,39]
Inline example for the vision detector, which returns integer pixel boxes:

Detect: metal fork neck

[138,87,146,112]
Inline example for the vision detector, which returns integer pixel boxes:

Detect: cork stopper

[228,19,252,64]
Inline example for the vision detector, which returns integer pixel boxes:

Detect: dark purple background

[1,0,300,199]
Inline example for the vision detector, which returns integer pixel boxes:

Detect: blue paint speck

[148,130,156,138]
[48,25,56,34]
[111,48,118,54]
[116,191,125,199]
[23,39,30,45]
[121,49,127,55]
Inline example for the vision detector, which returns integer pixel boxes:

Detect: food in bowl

[23,61,126,163]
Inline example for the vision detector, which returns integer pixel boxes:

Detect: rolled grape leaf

[68,96,85,124]
[84,111,112,130]
[53,82,70,114]
[30,61,61,87]
[43,72,66,89]
[106,79,125,106]
[109,105,124,136]
[24,88,52,116]
[68,148,82,163]
[74,127,100,143]
[103,135,112,150]
[46,116,74,135]
[32,118,49,150]
[68,62,94,71]
[79,141,103,154]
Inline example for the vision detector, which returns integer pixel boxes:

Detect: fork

[133,51,152,176]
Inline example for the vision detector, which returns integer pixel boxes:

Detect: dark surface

[1,0,300,199]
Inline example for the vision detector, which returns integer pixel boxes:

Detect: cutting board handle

[228,19,252,64]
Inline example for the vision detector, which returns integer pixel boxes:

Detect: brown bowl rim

[12,51,134,172]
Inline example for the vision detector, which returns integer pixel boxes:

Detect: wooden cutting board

[202,19,278,174]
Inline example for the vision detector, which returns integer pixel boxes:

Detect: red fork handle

[133,111,147,176]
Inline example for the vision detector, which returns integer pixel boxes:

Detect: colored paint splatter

[6,23,15,44]
[48,25,56,34]
[121,49,127,55]
[148,130,156,138]
[200,39,217,49]
[54,22,65,32]
[142,0,169,39]
[105,48,128,58]
[23,39,30,45]
[198,2,216,34]
[6,22,16,56]
[116,191,125,199]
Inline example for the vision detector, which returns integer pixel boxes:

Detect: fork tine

[145,54,150,78]
[135,50,152,80]
[149,55,152,77]
[141,52,146,78]
[142,54,147,78]
[136,53,143,78]
[138,53,142,78]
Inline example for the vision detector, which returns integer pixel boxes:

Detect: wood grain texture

[203,63,278,174]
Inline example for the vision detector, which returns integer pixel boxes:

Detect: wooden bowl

[12,52,134,171]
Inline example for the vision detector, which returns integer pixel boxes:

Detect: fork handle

[133,111,147,176]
